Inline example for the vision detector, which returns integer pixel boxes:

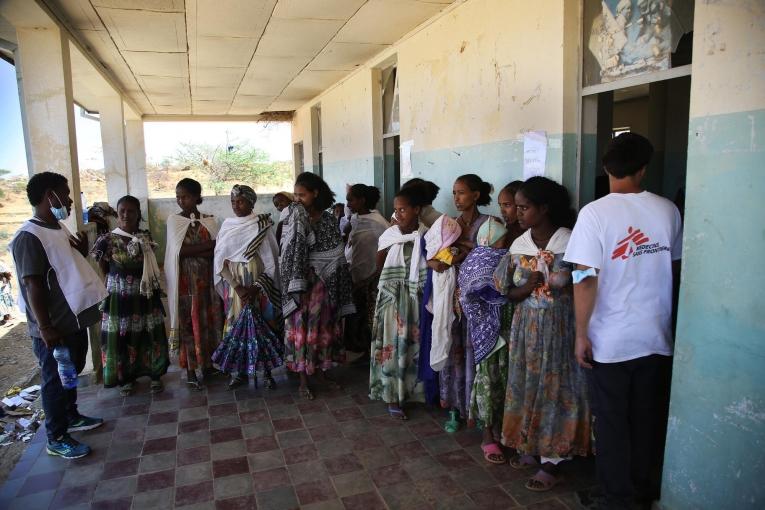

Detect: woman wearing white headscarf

[211,185,284,389]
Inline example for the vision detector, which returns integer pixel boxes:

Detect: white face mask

[48,191,69,221]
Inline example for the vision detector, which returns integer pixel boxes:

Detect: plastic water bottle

[81,193,89,224]
[53,346,78,389]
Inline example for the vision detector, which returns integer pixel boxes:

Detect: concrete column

[125,118,150,223]
[98,95,129,205]
[14,25,83,232]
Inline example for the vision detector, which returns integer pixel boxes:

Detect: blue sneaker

[68,415,104,432]
[47,435,91,459]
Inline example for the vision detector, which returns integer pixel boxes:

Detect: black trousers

[587,354,672,507]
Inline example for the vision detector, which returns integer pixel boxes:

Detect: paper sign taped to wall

[523,131,547,179]
[400,140,414,179]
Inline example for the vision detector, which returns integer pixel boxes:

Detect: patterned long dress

[439,214,489,419]
[283,212,349,374]
[92,232,169,387]
[178,222,224,371]
[500,250,591,458]
[212,258,284,377]
[369,243,426,404]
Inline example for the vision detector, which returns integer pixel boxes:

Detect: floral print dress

[92,232,169,387]
[369,243,427,405]
[177,222,224,371]
[500,247,591,458]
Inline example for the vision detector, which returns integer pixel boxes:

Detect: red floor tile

[272,416,304,432]
[435,449,479,470]
[296,401,326,415]
[50,482,97,508]
[212,456,250,478]
[308,424,337,442]
[136,468,175,492]
[209,403,238,417]
[179,418,210,434]
[175,479,214,506]
[341,490,387,510]
[349,433,385,451]
[180,395,208,409]
[148,411,179,425]
[369,463,411,488]
[121,403,150,416]
[142,436,177,455]
[211,426,244,444]
[295,479,337,505]
[177,445,212,466]
[102,458,140,480]
[215,493,257,510]
[323,453,364,476]
[331,407,364,422]
[239,410,268,424]
[468,485,518,508]
[246,436,279,454]
[91,496,133,510]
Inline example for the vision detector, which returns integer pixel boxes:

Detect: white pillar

[98,95,129,205]
[14,25,83,232]
[125,118,150,223]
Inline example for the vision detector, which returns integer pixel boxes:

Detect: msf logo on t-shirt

[611,227,671,260]
[612,227,650,260]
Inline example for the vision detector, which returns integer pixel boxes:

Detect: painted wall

[292,0,580,217]
[148,194,278,264]
[660,1,765,509]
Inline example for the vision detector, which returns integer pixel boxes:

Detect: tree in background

[173,138,291,195]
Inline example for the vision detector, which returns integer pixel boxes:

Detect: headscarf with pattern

[231,184,258,206]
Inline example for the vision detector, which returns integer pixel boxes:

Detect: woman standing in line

[344,184,389,356]
[369,186,428,418]
[164,178,223,389]
[459,217,511,463]
[497,176,591,491]
[438,174,497,431]
[92,195,169,396]
[280,172,355,399]
[212,185,284,390]
[497,181,525,246]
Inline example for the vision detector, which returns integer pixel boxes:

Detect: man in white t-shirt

[564,133,682,510]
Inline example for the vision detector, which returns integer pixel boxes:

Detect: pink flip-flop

[481,443,506,464]
[525,469,564,492]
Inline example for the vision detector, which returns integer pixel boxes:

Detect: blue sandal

[387,406,408,420]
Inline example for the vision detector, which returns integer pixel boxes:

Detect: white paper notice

[400,140,414,179]
[523,131,547,179]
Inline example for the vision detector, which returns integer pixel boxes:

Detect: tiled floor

[0,364,597,509]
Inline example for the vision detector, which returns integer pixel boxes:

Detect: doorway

[580,75,691,215]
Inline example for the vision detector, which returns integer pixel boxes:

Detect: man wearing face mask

[9,172,107,459]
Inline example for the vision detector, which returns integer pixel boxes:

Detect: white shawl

[345,210,389,284]
[510,228,571,281]
[378,224,427,283]
[213,212,279,297]
[112,228,162,298]
[13,220,107,318]
[164,213,219,334]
